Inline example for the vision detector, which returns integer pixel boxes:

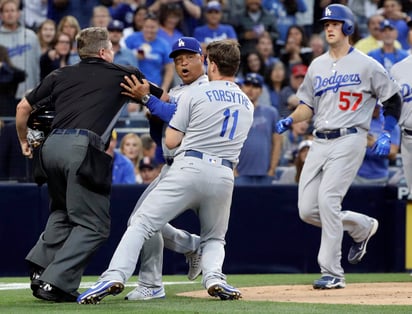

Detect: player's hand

[275,117,293,134]
[121,75,150,100]
[371,131,391,156]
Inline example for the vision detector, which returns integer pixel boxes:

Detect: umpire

[15,27,163,302]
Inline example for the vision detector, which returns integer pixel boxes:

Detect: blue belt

[50,128,104,150]
[404,128,412,136]
[184,150,233,169]
[314,127,357,139]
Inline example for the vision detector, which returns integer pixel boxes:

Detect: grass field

[0,273,411,313]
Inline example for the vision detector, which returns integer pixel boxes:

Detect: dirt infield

[178,283,412,305]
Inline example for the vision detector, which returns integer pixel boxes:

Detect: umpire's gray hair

[76,27,111,59]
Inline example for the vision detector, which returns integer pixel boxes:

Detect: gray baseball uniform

[296,47,400,278]
[127,75,208,288]
[99,80,253,289]
[390,56,412,195]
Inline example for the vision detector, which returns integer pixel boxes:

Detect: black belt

[314,127,357,139]
[184,150,233,169]
[404,128,412,136]
[50,128,104,150]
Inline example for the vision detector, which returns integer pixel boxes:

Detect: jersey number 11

[220,108,239,140]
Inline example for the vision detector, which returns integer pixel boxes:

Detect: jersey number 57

[339,91,363,111]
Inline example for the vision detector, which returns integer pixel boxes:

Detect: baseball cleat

[186,250,202,281]
[124,285,165,300]
[77,280,124,304]
[348,218,379,264]
[313,276,346,289]
[207,283,242,300]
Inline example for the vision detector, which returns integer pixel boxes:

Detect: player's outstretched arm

[275,103,313,134]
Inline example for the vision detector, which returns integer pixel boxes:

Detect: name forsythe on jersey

[314,71,361,96]
[205,89,252,110]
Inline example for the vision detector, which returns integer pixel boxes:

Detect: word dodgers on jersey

[205,89,252,109]
[314,71,362,94]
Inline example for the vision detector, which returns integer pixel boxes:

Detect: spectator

[157,3,184,49]
[280,119,310,166]
[379,0,411,50]
[296,0,314,39]
[121,5,148,44]
[40,32,72,79]
[239,50,266,79]
[262,0,307,52]
[279,25,313,75]
[124,13,174,91]
[23,0,47,31]
[139,156,160,184]
[108,20,138,67]
[193,1,237,54]
[235,73,281,185]
[36,19,57,54]
[0,45,26,117]
[353,105,401,185]
[147,0,203,36]
[90,5,112,28]
[108,0,134,28]
[141,133,157,159]
[278,63,308,118]
[56,15,81,65]
[275,139,312,184]
[309,33,326,60]
[119,132,144,183]
[354,14,402,54]
[264,60,288,111]
[368,19,409,72]
[106,130,136,184]
[256,31,279,67]
[232,0,278,56]
[0,0,41,100]
[47,0,100,29]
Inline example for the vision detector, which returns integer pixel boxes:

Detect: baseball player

[390,55,412,197]
[276,4,402,289]
[110,37,209,300]
[77,39,253,304]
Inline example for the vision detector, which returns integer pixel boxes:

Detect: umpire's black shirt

[26,57,162,137]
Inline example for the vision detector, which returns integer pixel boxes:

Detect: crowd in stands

[0,0,411,186]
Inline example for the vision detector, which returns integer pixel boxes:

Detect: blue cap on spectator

[169,37,202,58]
[380,19,396,31]
[206,1,222,12]
[243,73,264,87]
[139,156,158,170]
[108,20,124,32]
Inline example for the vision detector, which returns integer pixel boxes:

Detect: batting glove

[372,131,391,156]
[275,117,293,134]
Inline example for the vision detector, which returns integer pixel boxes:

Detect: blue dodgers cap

[243,73,264,87]
[380,19,396,31]
[169,37,202,58]
[108,20,125,31]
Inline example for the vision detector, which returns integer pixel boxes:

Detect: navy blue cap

[169,37,202,58]
[380,19,396,31]
[108,20,124,31]
[243,73,264,87]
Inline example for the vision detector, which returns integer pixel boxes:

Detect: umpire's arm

[16,97,34,158]
[165,126,184,149]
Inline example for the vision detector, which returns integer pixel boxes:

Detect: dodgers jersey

[161,74,209,159]
[390,55,412,129]
[170,80,254,163]
[297,47,400,131]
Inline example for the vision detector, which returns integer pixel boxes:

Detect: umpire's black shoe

[33,282,79,302]
[29,265,44,293]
